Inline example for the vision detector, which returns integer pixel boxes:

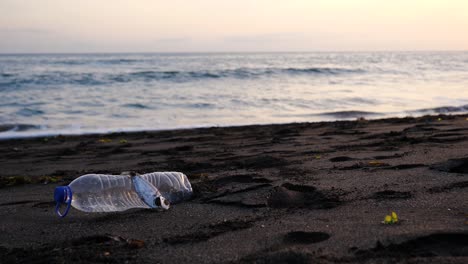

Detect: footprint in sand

[431,157,468,174]
[266,183,340,209]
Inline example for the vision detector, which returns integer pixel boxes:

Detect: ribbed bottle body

[69,174,149,212]
[67,172,192,213]
[140,172,193,203]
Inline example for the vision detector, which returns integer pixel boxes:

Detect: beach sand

[0,114,467,263]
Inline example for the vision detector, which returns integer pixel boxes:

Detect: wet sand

[0,114,467,263]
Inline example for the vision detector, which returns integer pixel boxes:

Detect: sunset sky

[1,0,467,53]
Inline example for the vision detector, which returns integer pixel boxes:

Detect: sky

[1,0,467,53]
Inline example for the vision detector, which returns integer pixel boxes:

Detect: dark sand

[0,114,467,263]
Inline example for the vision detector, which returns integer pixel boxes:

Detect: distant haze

[1,0,467,53]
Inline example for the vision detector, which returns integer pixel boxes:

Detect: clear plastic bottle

[53,172,192,218]
[140,172,193,203]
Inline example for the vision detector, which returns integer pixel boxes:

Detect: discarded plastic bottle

[54,172,192,218]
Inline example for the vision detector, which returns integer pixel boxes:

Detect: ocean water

[1,52,468,138]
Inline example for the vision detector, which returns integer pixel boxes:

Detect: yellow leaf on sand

[369,160,387,166]
[384,215,392,224]
[383,212,399,224]
[391,212,398,222]
[98,138,112,143]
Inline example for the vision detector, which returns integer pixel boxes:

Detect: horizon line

[1,49,468,55]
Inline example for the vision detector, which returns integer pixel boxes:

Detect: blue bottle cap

[54,186,72,218]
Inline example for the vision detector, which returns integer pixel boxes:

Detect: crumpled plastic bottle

[53,172,192,217]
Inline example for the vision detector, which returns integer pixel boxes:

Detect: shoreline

[2,107,468,140]
[1,112,467,141]
[1,113,467,263]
